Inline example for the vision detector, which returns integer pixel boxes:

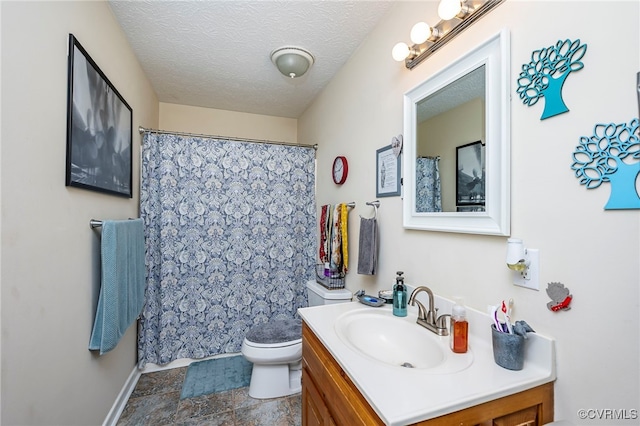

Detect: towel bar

[90,218,139,229]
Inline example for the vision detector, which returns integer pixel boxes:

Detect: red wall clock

[332,156,348,185]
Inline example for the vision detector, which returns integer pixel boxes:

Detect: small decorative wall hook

[546,282,572,312]
[391,135,403,157]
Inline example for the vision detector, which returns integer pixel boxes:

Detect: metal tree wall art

[517,39,587,120]
[571,118,640,210]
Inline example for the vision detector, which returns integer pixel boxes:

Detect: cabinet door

[302,367,334,426]
[493,405,539,426]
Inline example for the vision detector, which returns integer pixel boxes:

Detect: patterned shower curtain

[138,132,316,367]
[415,157,442,212]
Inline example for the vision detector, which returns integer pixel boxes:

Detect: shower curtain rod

[138,126,318,150]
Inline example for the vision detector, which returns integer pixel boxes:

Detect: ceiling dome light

[270,47,314,78]
[392,42,410,62]
[438,0,462,20]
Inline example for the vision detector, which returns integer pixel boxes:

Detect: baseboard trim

[102,366,141,426]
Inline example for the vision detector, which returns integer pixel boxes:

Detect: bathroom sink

[334,308,473,372]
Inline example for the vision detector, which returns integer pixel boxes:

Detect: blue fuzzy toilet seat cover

[246,319,302,344]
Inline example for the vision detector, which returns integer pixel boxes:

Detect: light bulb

[438,0,462,20]
[392,42,410,62]
[410,22,432,44]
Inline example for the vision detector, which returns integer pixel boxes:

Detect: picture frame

[66,34,133,198]
[456,141,485,208]
[376,144,401,197]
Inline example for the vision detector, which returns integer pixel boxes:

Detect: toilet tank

[306,280,352,306]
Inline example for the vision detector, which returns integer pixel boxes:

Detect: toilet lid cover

[246,319,302,344]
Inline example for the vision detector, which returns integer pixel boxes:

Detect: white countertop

[298,297,556,426]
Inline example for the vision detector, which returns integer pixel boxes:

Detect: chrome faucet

[408,286,449,336]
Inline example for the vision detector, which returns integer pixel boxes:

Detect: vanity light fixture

[270,46,314,78]
[506,238,540,291]
[392,0,505,69]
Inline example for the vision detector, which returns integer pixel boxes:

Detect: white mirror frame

[403,29,510,236]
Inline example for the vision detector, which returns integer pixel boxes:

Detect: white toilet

[241,280,352,399]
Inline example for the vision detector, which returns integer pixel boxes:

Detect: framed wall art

[376,144,401,197]
[456,141,485,210]
[65,34,133,198]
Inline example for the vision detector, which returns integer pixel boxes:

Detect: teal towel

[89,219,146,355]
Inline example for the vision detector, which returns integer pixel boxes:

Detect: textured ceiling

[417,65,485,123]
[108,1,395,119]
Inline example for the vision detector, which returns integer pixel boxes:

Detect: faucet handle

[436,313,450,330]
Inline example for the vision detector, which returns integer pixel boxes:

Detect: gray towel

[357,217,377,275]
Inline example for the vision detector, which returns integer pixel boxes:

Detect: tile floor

[117,366,301,426]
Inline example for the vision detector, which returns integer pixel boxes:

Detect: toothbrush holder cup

[491,324,525,370]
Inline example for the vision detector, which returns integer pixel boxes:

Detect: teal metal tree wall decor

[517,39,587,120]
[571,118,640,210]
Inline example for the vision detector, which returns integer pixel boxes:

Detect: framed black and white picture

[65,34,133,198]
[456,141,485,209]
[376,144,401,197]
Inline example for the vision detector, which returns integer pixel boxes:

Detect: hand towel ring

[360,200,380,219]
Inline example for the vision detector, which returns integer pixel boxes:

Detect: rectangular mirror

[403,29,510,235]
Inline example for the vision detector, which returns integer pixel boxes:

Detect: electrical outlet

[513,248,539,290]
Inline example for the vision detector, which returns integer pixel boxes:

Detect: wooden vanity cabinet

[302,323,382,425]
[302,322,554,426]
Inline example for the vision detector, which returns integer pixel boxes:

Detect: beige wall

[159,103,298,143]
[1,1,158,424]
[299,1,639,424]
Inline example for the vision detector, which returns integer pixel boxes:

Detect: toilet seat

[243,338,302,349]
[244,318,302,347]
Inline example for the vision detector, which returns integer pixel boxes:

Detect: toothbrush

[501,300,513,334]
[490,305,503,332]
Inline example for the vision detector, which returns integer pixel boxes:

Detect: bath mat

[180,355,253,399]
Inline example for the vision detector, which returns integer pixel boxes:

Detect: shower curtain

[415,157,442,212]
[138,132,316,367]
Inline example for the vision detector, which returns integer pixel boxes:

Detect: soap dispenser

[450,298,468,353]
[393,271,407,317]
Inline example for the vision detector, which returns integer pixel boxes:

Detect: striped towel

[319,204,331,263]
[340,203,349,273]
[330,204,342,272]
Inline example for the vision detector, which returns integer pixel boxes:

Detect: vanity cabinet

[302,322,383,425]
[302,322,554,426]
